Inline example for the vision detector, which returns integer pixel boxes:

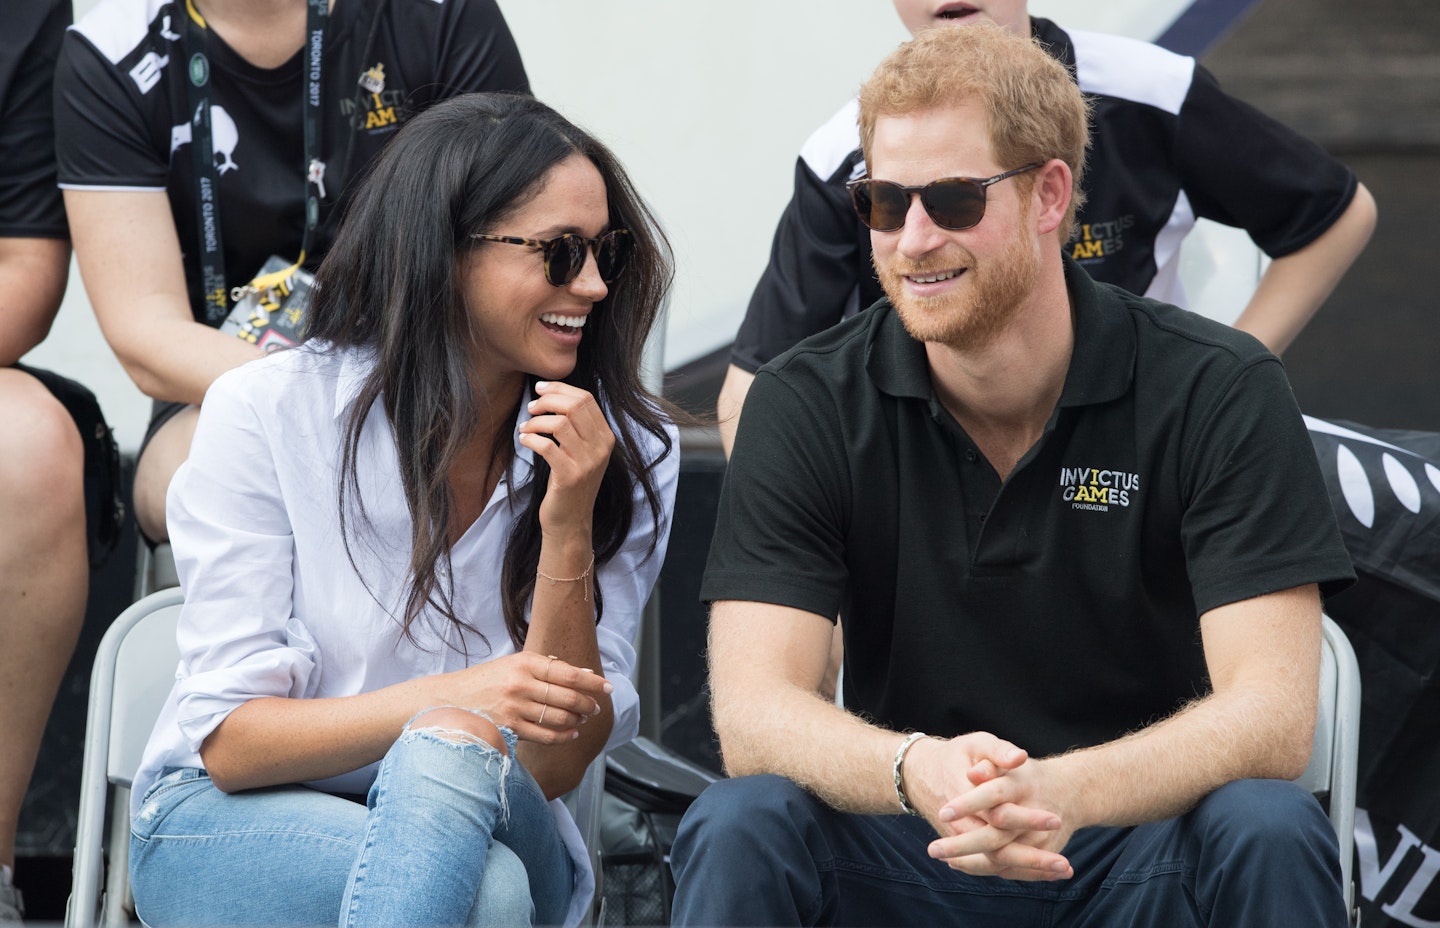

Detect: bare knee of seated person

[408,707,508,752]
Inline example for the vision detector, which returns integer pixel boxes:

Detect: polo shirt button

[979,514,987,524]
[965,449,977,462]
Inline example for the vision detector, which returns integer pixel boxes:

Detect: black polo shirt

[702,257,1354,759]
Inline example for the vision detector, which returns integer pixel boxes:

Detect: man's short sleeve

[701,367,851,620]
[1180,357,1355,613]
[1175,65,1356,259]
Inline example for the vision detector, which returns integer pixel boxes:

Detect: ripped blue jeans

[129,718,574,927]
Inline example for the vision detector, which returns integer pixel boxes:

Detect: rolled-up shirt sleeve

[592,417,680,750]
[166,367,319,752]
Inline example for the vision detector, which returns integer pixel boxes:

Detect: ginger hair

[858,22,1091,242]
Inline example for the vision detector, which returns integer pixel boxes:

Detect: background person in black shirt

[716,0,1377,456]
[56,0,530,545]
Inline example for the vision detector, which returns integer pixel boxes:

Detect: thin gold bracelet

[537,553,596,602]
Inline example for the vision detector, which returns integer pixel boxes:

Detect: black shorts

[139,399,190,461]
[13,363,125,568]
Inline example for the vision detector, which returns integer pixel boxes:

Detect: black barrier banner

[1308,417,1440,927]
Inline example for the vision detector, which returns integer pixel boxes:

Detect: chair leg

[133,542,153,602]
[101,786,131,927]
[133,541,178,601]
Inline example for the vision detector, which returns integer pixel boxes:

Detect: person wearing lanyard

[55,0,530,545]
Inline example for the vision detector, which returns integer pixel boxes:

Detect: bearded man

[671,23,1355,928]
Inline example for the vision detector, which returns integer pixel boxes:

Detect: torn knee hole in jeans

[404,706,513,747]
[409,725,495,747]
[398,721,516,824]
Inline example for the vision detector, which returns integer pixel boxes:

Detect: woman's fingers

[517,411,612,483]
[519,384,615,542]
[512,654,612,744]
[520,383,614,456]
[538,656,613,698]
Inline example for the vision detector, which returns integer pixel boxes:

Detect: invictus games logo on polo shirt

[1059,466,1140,512]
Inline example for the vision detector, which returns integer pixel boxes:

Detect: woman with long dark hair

[125,93,679,927]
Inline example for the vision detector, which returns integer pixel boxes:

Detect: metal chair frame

[1303,615,1364,925]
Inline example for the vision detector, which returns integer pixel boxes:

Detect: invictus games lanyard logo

[1058,466,1140,512]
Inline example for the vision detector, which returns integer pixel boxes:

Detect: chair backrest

[1296,614,1362,919]
[69,587,185,928]
[108,595,184,786]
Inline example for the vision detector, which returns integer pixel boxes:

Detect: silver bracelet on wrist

[892,731,928,816]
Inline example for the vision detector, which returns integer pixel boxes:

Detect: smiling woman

[124,93,681,928]
[461,156,620,393]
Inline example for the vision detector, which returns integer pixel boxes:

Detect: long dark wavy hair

[305,92,675,652]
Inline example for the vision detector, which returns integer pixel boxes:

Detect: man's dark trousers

[670,774,1346,926]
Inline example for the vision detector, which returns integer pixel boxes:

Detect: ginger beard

[875,194,1041,351]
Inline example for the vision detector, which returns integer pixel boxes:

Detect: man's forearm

[715,663,910,814]
[709,600,911,814]
[1044,680,1315,831]
[921,678,1315,880]
[940,588,1324,837]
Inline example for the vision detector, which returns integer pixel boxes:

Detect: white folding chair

[1296,614,1363,925]
[68,586,612,927]
[67,586,183,928]
[568,748,608,927]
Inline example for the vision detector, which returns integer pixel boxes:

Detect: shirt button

[965,449,978,462]
[979,514,987,524]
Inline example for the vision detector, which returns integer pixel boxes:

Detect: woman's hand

[517,381,615,536]
[434,651,612,745]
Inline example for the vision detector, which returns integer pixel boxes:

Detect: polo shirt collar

[865,306,933,402]
[1056,253,1135,408]
[864,254,1135,409]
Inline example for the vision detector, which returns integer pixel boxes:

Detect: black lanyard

[183,0,328,324]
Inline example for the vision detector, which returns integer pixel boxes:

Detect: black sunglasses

[846,164,1042,232]
[470,229,631,287]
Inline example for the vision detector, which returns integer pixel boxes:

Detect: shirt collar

[1055,254,1135,408]
[864,254,1135,409]
[509,397,537,485]
[865,306,933,401]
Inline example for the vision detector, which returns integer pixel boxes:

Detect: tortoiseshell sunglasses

[470,229,631,287]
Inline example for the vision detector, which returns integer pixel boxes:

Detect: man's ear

[1032,159,1073,237]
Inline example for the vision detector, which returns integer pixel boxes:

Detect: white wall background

[29,0,1210,454]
